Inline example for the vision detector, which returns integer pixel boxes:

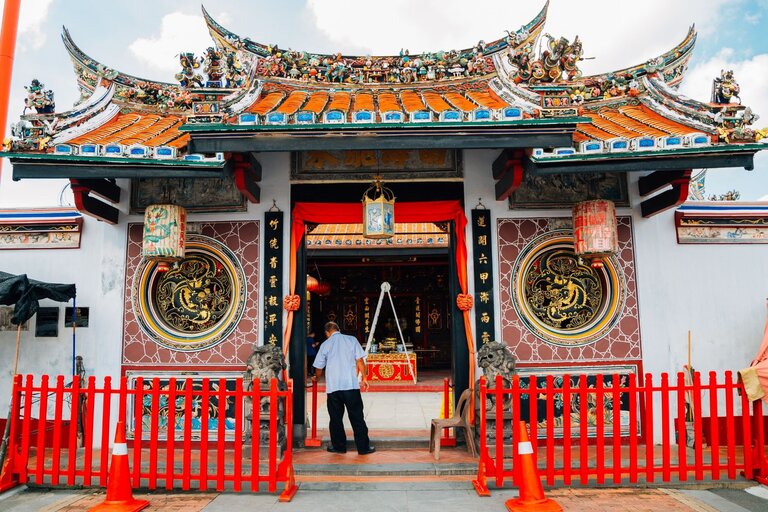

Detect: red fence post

[708,371,721,480]
[268,378,278,493]
[693,372,704,480]
[199,378,210,491]
[644,373,655,483]
[278,379,298,502]
[628,373,638,484]
[611,373,622,485]
[165,378,177,491]
[216,378,226,492]
[724,371,737,479]
[305,378,321,447]
[544,375,555,486]
[66,375,80,486]
[472,376,491,497]
[149,377,160,490]
[51,375,65,486]
[133,376,145,490]
[578,374,588,486]
[233,379,243,493]
[495,374,505,489]
[563,375,572,486]
[440,378,456,447]
[740,380,754,479]
[19,375,33,485]
[99,376,112,487]
[596,376,605,485]
[750,400,768,484]
[82,375,96,487]
[660,373,671,482]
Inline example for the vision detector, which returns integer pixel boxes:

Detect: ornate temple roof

[1,2,765,170]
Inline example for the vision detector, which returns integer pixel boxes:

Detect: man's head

[324,321,340,336]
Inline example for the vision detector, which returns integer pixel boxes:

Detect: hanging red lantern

[572,199,618,268]
[142,204,186,272]
[306,275,319,292]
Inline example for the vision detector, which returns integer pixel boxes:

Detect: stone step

[294,462,477,477]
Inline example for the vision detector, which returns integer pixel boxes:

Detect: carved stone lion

[477,341,516,386]
[244,344,286,390]
[476,341,517,412]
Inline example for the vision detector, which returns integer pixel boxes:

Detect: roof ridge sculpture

[202,2,548,86]
[203,2,549,61]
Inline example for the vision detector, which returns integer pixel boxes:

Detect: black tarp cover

[0,271,76,324]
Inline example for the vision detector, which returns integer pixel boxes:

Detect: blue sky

[1,0,767,204]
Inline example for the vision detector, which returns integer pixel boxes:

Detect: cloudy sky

[1,0,767,205]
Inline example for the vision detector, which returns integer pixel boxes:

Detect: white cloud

[128,12,213,74]
[680,50,768,121]
[8,0,54,51]
[306,0,728,76]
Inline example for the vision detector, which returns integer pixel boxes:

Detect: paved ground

[2,482,767,511]
[314,391,443,431]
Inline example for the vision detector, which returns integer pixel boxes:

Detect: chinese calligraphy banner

[264,211,284,346]
[471,209,496,347]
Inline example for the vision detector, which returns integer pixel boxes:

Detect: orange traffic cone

[89,421,149,512]
[505,421,562,512]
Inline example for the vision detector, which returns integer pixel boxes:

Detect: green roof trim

[0,152,226,168]
[180,117,591,133]
[531,143,768,163]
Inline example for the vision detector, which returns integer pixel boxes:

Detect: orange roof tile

[327,91,351,112]
[247,91,285,115]
[377,92,401,113]
[422,91,453,113]
[302,91,330,114]
[576,124,620,141]
[443,92,477,112]
[276,91,308,115]
[582,112,642,139]
[598,108,668,138]
[466,90,508,109]
[69,113,189,148]
[400,90,426,113]
[619,105,692,136]
[70,113,141,144]
[352,92,374,111]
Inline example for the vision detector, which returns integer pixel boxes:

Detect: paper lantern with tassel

[572,199,618,268]
[142,204,187,272]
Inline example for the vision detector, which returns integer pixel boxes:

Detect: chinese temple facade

[1,2,767,445]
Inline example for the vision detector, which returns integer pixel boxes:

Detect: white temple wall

[0,177,131,417]
[628,172,768,376]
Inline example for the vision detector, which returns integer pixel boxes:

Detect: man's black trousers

[326,388,370,453]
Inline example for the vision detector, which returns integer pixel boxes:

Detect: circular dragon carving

[512,230,624,346]
[133,234,246,352]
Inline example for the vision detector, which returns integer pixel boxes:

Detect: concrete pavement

[2,482,768,511]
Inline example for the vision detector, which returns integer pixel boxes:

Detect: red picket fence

[2,374,297,500]
[473,371,768,494]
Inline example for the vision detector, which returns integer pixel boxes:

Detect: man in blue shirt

[311,321,375,455]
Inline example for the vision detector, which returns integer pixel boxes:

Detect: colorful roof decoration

[1,2,765,168]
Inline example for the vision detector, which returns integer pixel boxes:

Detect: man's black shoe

[358,446,376,455]
[326,445,346,453]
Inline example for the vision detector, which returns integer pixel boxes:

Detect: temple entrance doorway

[290,182,470,442]
[306,249,453,434]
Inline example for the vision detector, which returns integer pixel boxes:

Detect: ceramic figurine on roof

[203,47,225,87]
[176,53,204,88]
[225,51,246,88]
[712,69,741,105]
[23,79,55,114]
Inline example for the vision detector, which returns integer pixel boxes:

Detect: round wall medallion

[511,230,625,346]
[133,234,247,352]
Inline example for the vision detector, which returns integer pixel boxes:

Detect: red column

[0,0,21,176]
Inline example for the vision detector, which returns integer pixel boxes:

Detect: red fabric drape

[749,299,768,403]
[284,200,475,400]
